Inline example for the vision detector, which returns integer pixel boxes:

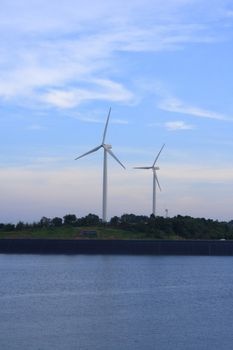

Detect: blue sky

[1,0,233,223]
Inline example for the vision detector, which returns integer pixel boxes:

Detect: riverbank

[0,238,233,255]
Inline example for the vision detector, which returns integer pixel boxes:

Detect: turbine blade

[75,145,102,160]
[153,143,165,166]
[133,166,152,169]
[107,149,125,169]
[102,107,111,144]
[155,172,162,191]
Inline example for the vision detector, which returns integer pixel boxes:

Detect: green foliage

[3,223,15,232]
[0,213,233,240]
[51,217,63,227]
[110,214,233,240]
[15,221,26,230]
[39,217,51,228]
[77,213,100,226]
[63,214,77,226]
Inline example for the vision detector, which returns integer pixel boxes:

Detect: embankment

[0,239,233,255]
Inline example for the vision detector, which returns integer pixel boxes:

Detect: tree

[4,224,15,231]
[0,223,5,231]
[84,213,100,226]
[51,217,63,227]
[110,216,120,226]
[63,214,77,226]
[15,221,25,231]
[39,217,51,228]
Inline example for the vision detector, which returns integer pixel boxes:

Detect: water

[0,254,233,350]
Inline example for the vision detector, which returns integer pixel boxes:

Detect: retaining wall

[0,239,233,255]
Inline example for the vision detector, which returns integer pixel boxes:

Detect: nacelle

[104,144,112,150]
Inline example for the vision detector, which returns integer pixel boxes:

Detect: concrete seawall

[0,239,233,255]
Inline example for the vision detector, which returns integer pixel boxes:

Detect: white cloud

[112,119,129,125]
[165,120,195,130]
[77,116,104,124]
[224,10,233,17]
[43,90,78,109]
[0,1,215,35]
[148,120,195,130]
[33,156,66,164]
[0,0,230,108]
[158,97,233,121]
[118,24,218,52]
[75,116,129,125]
[27,124,44,130]
[42,79,133,108]
[1,162,233,223]
[161,164,233,183]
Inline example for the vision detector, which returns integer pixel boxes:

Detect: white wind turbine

[133,144,165,216]
[75,108,125,223]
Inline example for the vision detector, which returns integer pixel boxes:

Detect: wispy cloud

[76,116,129,125]
[118,24,218,52]
[164,120,195,131]
[224,10,233,18]
[27,124,44,130]
[0,1,231,109]
[158,97,233,121]
[77,116,103,124]
[42,79,134,108]
[112,119,129,125]
[162,164,233,182]
[148,120,195,130]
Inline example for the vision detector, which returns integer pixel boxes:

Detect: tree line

[110,214,233,239]
[0,213,233,239]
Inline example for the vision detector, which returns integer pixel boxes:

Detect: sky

[1,0,233,223]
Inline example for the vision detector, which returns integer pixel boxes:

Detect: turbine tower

[133,144,165,216]
[75,108,125,223]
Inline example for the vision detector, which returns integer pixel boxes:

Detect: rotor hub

[104,144,112,150]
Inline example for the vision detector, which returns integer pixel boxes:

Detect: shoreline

[0,238,233,255]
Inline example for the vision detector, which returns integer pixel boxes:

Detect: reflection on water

[0,254,233,350]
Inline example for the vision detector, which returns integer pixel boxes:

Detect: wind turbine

[133,144,165,216]
[75,108,125,223]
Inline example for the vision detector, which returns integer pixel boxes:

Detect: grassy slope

[0,226,179,240]
[0,226,142,240]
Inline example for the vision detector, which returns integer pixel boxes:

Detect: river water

[0,254,233,350]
